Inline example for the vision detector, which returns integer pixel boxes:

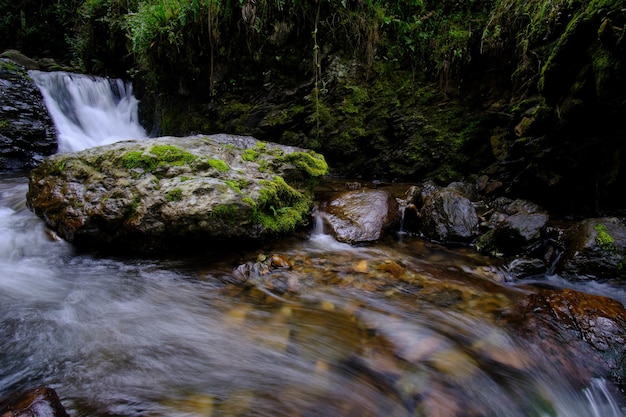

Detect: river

[0,71,625,417]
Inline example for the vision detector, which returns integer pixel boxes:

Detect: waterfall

[29,70,147,153]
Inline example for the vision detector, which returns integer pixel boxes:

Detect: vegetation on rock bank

[2,0,625,213]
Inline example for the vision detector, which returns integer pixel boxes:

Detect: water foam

[30,70,147,152]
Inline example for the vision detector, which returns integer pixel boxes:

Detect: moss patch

[280,151,328,178]
[250,176,312,234]
[166,188,183,202]
[122,145,197,172]
[594,224,616,252]
[208,158,230,173]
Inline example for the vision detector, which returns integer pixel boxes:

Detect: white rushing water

[29,70,147,152]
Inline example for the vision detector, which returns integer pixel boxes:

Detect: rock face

[476,198,548,257]
[510,288,626,392]
[418,187,479,243]
[319,189,400,244]
[27,134,327,253]
[0,58,57,171]
[558,217,626,280]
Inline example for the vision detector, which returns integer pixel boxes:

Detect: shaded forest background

[1,0,625,214]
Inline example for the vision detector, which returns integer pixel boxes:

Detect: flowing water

[0,72,625,416]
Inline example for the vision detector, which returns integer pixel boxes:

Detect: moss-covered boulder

[557,217,626,280]
[27,134,327,254]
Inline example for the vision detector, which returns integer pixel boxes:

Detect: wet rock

[319,189,400,244]
[558,217,626,280]
[510,288,626,391]
[27,135,327,254]
[476,199,548,257]
[0,58,57,171]
[418,187,478,243]
[0,387,69,417]
[505,257,547,280]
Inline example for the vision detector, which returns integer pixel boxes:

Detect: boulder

[476,198,548,257]
[509,288,626,392]
[26,134,327,253]
[0,387,69,417]
[418,187,478,243]
[558,217,626,280]
[0,58,57,171]
[319,189,400,244]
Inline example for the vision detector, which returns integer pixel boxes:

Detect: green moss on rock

[252,176,312,234]
[122,145,197,172]
[280,151,328,178]
[166,188,183,202]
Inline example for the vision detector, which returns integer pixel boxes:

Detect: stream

[1,71,625,417]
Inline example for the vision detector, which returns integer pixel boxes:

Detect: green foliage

[0,0,81,61]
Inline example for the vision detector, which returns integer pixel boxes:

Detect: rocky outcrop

[476,197,549,257]
[0,58,57,171]
[416,186,479,243]
[558,217,626,280]
[510,288,626,392]
[26,134,327,253]
[318,189,400,244]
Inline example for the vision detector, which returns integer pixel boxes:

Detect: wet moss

[209,204,241,225]
[166,188,183,202]
[594,224,616,253]
[280,151,328,178]
[122,145,197,172]
[207,159,230,173]
[251,176,312,234]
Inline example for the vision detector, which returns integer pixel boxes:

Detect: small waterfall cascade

[29,70,147,153]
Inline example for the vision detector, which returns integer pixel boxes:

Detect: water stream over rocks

[1,71,625,416]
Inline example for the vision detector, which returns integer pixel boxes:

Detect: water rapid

[1,73,625,416]
[29,70,147,153]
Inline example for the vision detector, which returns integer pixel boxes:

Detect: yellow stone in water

[163,393,214,416]
[280,305,293,316]
[320,300,335,311]
[225,305,250,325]
[315,359,330,374]
[353,259,368,272]
[219,391,254,416]
[430,349,478,380]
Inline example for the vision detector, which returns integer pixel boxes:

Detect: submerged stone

[27,134,327,253]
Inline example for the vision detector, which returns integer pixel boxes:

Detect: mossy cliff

[4,0,626,213]
[27,134,327,254]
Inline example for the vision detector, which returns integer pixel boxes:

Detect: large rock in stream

[557,217,626,280]
[318,189,400,244]
[27,134,328,253]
